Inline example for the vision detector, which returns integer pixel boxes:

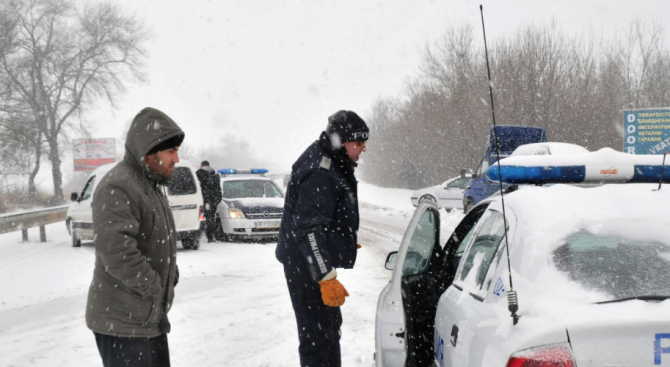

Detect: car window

[553,232,670,300]
[223,180,284,199]
[168,167,197,195]
[80,175,96,201]
[457,210,506,286]
[402,209,438,277]
[447,177,470,189]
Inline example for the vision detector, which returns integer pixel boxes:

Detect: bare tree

[0,0,147,202]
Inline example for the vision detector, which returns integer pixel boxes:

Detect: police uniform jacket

[276,132,360,281]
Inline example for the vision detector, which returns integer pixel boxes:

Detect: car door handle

[450,325,459,347]
[395,331,405,339]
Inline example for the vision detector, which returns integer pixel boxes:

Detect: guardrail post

[40,225,47,242]
[22,229,29,242]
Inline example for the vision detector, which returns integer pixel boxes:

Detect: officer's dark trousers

[204,204,217,241]
[94,332,170,367]
[284,261,343,367]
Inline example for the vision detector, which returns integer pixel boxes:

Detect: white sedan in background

[376,148,670,367]
[410,174,471,210]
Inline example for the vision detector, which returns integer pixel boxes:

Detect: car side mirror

[70,192,79,202]
[385,251,398,270]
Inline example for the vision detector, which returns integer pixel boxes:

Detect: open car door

[375,202,449,367]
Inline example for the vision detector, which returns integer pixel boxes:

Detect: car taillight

[198,205,205,220]
[506,344,575,367]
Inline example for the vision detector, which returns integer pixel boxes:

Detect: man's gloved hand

[318,277,349,307]
[357,243,362,249]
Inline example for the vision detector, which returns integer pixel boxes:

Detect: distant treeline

[360,21,670,189]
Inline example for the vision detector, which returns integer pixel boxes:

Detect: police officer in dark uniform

[276,110,369,367]
[196,160,222,242]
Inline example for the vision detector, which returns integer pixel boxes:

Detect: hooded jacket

[276,132,359,282]
[86,108,184,337]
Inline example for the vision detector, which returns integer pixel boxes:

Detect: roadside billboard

[73,138,116,171]
[624,108,670,155]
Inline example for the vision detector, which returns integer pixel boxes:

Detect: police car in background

[375,146,670,367]
[66,161,205,250]
[214,169,284,242]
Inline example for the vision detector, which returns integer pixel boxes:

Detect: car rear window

[553,232,670,300]
[168,167,197,195]
[223,180,283,199]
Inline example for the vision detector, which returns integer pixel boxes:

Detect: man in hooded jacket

[276,110,369,367]
[86,107,184,367]
[196,160,222,242]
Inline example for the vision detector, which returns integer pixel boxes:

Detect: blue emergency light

[486,148,670,184]
[217,168,268,176]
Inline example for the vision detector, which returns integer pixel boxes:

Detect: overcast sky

[82,0,670,175]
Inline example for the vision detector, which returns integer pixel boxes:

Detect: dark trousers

[94,332,170,367]
[284,261,343,367]
[204,205,217,241]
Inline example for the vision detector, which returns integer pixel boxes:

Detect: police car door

[376,202,446,367]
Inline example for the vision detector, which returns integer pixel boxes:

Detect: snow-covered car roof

[511,142,589,156]
[489,183,670,304]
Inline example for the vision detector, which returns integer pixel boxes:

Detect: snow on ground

[0,184,464,367]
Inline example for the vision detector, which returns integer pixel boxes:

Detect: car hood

[222,197,284,213]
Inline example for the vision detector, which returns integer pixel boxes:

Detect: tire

[463,198,475,214]
[419,195,437,204]
[71,226,81,248]
[182,236,200,250]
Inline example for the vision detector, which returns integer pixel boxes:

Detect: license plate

[254,221,280,229]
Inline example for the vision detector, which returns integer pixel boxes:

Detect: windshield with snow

[553,232,670,301]
[223,180,283,199]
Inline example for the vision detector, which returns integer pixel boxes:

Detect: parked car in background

[215,169,284,242]
[463,125,547,213]
[410,174,471,211]
[66,161,205,249]
[375,147,670,367]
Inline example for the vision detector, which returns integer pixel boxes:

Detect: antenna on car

[479,5,520,325]
[656,153,668,191]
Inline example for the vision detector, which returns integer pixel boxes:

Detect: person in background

[276,110,369,367]
[196,160,223,242]
[85,107,184,367]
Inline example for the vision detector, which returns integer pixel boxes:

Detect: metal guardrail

[0,205,69,242]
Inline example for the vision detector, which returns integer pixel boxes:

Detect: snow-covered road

[0,183,463,366]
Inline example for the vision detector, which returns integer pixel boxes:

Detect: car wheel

[71,226,81,248]
[182,239,194,250]
[191,236,200,250]
[419,195,437,204]
[463,198,475,214]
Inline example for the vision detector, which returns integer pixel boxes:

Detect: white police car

[214,169,284,242]
[67,161,205,249]
[411,174,472,210]
[375,147,670,367]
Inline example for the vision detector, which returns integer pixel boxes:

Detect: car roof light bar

[217,168,268,176]
[486,149,670,184]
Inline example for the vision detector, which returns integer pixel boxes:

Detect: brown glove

[318,277,349,307]
[357,243,362,249]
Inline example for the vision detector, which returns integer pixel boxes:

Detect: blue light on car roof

[486,165,586,184]
[217,168,268,175]
[487,164,670,184]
